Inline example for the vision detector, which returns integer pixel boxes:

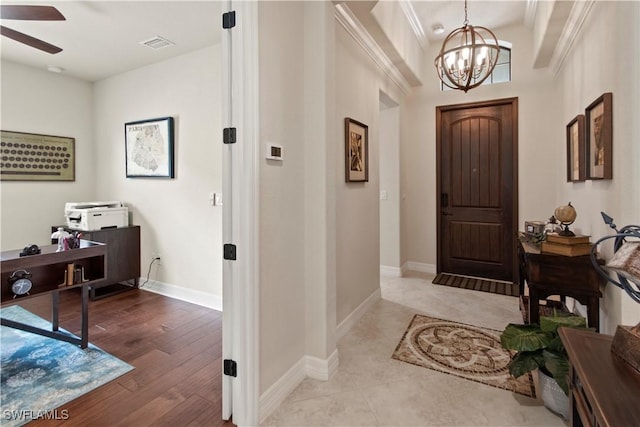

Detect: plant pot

[538,370,569,420]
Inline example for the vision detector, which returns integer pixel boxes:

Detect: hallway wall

[258,1,307,393]
[335,23,404,326]
[555,1,640,331]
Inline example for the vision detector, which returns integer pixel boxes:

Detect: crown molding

[335,4,411,96]
[524,0,538,28]
[399,0,429,51]
[549,0,596,74]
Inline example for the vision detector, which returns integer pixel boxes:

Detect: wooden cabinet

[518,238,605,331]
[1,241,107,348]
[560,327,640,427]
[52,225,140,299]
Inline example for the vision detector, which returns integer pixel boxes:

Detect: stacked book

[541,234,593,256]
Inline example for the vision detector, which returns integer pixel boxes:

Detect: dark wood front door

[436,98,518,282]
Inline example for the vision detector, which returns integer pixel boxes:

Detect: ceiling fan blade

[0,5,65,21]
[0,25,62,54]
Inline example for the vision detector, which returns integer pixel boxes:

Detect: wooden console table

[518,238,605,331]
[52,225,140,299]
[560,327,640,426]
[1,241,106,348]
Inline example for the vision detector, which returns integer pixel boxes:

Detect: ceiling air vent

[139,35,175,50]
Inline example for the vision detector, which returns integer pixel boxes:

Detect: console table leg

[529,288,540,325]
[587,296,600,332]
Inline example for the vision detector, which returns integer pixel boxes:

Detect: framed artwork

[585,92,612,180]
[125,117,175,178]
[0,130,75,181]
[344,117,368,182]
[566,115,585,182]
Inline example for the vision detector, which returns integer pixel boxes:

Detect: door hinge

[224,359,237,377]
[223,244,237,260]
[223,127,236,144]
[222,11,236,29]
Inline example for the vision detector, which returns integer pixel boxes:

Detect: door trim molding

[435,97,519,281]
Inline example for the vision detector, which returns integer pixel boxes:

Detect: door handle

[442,211,453,216]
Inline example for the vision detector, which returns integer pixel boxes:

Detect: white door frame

[221,1,260,426]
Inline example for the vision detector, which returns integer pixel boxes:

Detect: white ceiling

[410,1,528,43]
[0,1,527,83]
[0,1,221,82]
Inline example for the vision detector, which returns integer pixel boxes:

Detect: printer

[65,201,129,231]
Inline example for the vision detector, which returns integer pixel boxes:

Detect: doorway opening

[436,97,519,283]
[379,90,401,278]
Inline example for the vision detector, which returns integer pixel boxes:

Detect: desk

[1,241,106,348]
[560,327,640,426]
[518,238,604,331]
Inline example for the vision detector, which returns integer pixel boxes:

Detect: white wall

[335,23,404,325]
[556,1,640,332]
[256,0,407,398]
[370,0,424,82]
[401,23,559,269]
[304,1,338,363]
[92,45,222,304]
[258,1,307,393]
[0,61,94,250]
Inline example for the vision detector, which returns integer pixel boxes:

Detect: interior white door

[221,0,233,420]
[221,1,260,425]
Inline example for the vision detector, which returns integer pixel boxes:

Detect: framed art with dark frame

[125,116,175,178]
[585,92,612,180]
[566,114,585,182]
[344,117,368,182]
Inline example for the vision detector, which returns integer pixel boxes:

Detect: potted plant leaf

[500,312,589,419]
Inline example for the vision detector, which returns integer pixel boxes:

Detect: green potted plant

[500,312,588,418]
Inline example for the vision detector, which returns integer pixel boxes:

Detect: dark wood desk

[560,327,640,427]
[1,241,106,348]
[518,238,605,331]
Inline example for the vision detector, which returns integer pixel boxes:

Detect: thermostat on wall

[266,143,283,161]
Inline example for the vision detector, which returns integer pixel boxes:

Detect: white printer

[65,201,129,231]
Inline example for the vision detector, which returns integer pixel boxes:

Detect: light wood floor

[15,288,232,426]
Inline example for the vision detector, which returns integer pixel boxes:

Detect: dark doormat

[432,273,520,297]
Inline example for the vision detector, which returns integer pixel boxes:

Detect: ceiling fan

[0,5,65,54]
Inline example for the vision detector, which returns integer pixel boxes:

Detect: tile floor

[262,272,567,426]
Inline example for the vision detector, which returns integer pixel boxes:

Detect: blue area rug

[0,305,134,427]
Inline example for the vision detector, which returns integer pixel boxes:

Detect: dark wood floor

[13,288,232,426]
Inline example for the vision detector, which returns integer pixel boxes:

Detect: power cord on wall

[139,256,161,288]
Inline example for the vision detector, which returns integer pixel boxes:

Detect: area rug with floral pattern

[392,314,535,397]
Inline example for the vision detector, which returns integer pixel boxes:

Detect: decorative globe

[554,202,577,236]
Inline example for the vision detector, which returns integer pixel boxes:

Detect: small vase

[538,370,569,420]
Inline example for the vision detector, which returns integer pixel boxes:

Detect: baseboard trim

[336,288,381,340]
[401,261,437,275]
[380,265,402,277]
[259,356,306,424]
[140,279,223,311]
[259,349,339,423]
[306,349,339,381]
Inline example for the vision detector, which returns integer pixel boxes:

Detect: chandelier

[434,0,500,92]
